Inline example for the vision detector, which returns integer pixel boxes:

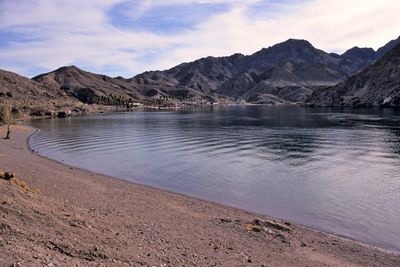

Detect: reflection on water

[29,106,400,251]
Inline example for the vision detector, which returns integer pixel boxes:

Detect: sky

[0,0,399,78]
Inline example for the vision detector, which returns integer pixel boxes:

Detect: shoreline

[1,125,399,266]
[26,124,400,254]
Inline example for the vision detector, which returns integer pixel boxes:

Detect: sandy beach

[0,125,399,266]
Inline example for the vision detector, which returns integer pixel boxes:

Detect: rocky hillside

[137,37,400,104]
[217,40,347,103]
[34,66,143,105]
[0,69,80,116]
[307,42,400,107]
[34,66,215,106]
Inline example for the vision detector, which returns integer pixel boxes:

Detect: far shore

[0,125,399,266]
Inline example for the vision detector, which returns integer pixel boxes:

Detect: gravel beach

[0,125,399,266]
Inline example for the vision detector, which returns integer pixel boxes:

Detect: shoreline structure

[0,125,399,266]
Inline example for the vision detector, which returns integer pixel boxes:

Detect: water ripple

[29,107,400,252]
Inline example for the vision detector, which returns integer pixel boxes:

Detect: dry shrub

[0,170,39,194]
[11,177,39,194]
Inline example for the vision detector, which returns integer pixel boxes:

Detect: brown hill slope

[0,69,80,115]
[33,66,143,105]
[34,66,213,105]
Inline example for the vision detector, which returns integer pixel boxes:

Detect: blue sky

[108,1,230,34]
[0,0,399,78]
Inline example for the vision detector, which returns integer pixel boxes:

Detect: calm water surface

[29,106,400,251]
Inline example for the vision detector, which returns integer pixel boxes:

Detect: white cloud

[0,0,399,77]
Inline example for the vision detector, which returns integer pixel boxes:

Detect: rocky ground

[0,125,399,266]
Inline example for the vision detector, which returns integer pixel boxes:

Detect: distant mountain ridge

[33,65,213,107]
[307,42,400,107]
[135,37,400,104]
[1,35,400,114]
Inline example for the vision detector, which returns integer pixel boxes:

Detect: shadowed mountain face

[307,42,400,107]
[339,47,377,75]
[377,36,400,58]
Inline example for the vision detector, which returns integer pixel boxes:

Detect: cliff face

[307,43,400,107]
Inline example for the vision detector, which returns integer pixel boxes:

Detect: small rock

[275,233,289,244]
[244,223,262,232]
[57,111,67,118]
[219,218,232,223]
[253,219,291,232]
[2,172,15,180]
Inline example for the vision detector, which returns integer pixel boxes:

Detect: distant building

[132,103,144,107]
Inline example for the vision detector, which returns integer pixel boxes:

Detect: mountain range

[136,37,399,104]
[1,36,400,115]
[307,41,400,107]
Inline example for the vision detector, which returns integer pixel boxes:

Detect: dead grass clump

[0,170,39,194]
[11,178,39,194]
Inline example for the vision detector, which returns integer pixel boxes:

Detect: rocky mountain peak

[342,47,376,60]
[275,38,314,48]
[55,65,82,73]
[246,38,329,72]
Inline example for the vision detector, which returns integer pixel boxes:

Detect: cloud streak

[0,0,399,78]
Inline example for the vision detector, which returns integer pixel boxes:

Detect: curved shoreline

[1,125,399,266]
[27,124,400,254]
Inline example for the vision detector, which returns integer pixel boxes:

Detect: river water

[29,106,400,251]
